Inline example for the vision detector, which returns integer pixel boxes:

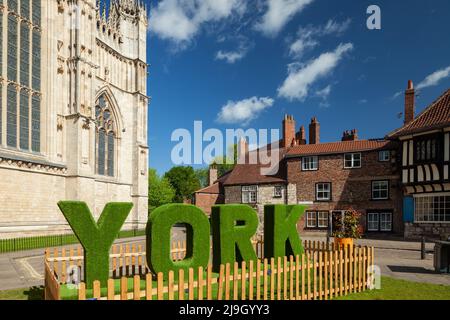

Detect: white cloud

[278,43,354,101]
[289,37,318,58]
[216,49,247,63]
[149,0,246,45]
[322,18,352,35]
[255,0,314,37]
[215,41,252,63]
[391,91,402,100]
[417,66,450,90]
[217,97,275,125]
[289,19,351,58]
[315,85,331,100]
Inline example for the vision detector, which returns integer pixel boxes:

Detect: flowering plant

[332,208,362,239]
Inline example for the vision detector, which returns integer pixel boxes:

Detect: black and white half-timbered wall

[389,81,450,239]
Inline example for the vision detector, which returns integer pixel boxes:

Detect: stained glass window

[20,22,30,87]
[19,90,29,150]
[96,94,117,176]
[7,15,18,82]
[20,0,30,20]
[32,29,40,91]
[0,85,2,143]
[2,0,41,152]
[31,95,40,152]
[98,130,106,175]
[8,0,18,13]
[0,12,3,76]
[7,85,17,147]
[32,0,40,26]
[107,133,115,176]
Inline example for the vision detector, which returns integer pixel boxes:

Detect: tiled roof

[286,139,394,156]
[389,88,450,137]
[222,163,286,186]
[195,182,221,194]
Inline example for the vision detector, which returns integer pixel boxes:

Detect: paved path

[0,236,147,291]
[1,232,449,291]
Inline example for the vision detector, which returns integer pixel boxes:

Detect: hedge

[211,204,258,273]
[57,201,133,288]
[264,204,306,259]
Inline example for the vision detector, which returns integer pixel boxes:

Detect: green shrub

[211,204,258,272]
[264,205,306,259]
[146,204,210,278]
[57,201,133,289]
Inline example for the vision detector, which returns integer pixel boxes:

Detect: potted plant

[332,208,362,249]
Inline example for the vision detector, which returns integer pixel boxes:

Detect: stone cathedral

[0,0,149,237]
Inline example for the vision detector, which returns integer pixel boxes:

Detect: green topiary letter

[264,204,306,259]
[147,204,210,278]
[58,201,133,288]
[211,205,258,272]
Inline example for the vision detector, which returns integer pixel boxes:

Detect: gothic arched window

[95,94,116,177]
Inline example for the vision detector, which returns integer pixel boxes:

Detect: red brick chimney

[342,129,358,141]
[296,126,306,145]
[309,117,320,144]
[237,137,249,163]
[208,164,218,186]
[404,80,415,125]
[282,115,296,149]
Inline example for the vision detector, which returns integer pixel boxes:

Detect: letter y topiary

[58,201,133,288]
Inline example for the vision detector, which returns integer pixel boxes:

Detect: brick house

[193,166,227,215]
[285,132,401,234]
[194,115,402,236]
[388,81,450,239]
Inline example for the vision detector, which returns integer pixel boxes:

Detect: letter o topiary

[146,204,210,278]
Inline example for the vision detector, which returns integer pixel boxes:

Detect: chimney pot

[282,115,296,149]
[309,117,320,144]
[208,166,218,186]
[404,80,415,125]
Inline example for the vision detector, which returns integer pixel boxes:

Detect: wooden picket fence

[44,239,374,300]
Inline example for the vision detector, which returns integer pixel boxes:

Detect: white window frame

[380,213,393,231]
[414,193,450,223]
[242,185,257,204]
[344,153,362,169]
[318,211,329,228]
[367,212,393,231]
[367,212,379,231]
[316,183,331,201]
[306,212,317,228]
[378,150,390,162]
[274,185,283,198]
[302,156,318,171]
[372,180,389,200]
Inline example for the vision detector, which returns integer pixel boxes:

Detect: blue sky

[140,0,450,174]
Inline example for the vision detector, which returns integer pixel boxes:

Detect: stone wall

[404,222,450,240]
[225,183,288,234]
[0,1,149,237]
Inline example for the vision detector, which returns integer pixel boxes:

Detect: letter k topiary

[58,201,133,288]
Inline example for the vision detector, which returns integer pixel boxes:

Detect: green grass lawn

[0,286,44,300]
[2,276,450,300]
[335,276,450,300]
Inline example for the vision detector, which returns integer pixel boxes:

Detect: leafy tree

[194,168,209,188]
[148,169,175,212]
[164,166,201,203]
[211,144,238,177]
